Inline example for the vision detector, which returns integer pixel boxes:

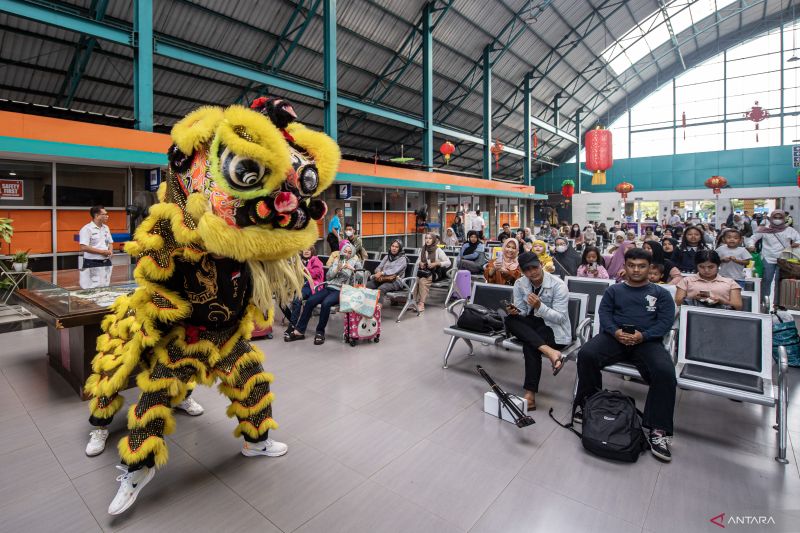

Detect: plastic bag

[772,310,800,367]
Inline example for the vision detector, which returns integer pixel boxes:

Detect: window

[386,189,404,211]
[0,159,52,207]
[56,164,128,207]
[362,188,384,210]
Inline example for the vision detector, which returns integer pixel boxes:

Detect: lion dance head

[128,98,340,315]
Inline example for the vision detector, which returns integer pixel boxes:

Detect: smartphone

[622,324,636,334]
[698,291,710,299]
[500,299,519,312]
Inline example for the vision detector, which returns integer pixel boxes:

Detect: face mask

[345,230,354,236]
[773,219,786,226]
[556,245,567,253]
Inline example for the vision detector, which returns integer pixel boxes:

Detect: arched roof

[0,0,793,179]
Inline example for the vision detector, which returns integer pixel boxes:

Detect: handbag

[373,273,398,284]
[456,304,505,333]
[417,269,432,278]
[339,284,380,317]
[772,310,800,367]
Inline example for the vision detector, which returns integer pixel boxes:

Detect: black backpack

[456,304,505,334]
[550,390,648,463]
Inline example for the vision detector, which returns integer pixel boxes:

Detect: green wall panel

[537,145,794,193]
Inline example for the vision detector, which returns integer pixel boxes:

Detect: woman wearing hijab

[443,227,459,247]
[551,236,581,277]
[413,232,452,312]
[606,231,626,255]
[582,226,597,248]
[458,230,486,274]
[642,240,681,284]
[605,240,635,282]
[484,238,521,285]
[288,240,362,345]
[748,209,800,301]
[368,239,408,294]
[531,239,555,273]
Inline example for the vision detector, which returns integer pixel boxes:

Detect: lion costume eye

[298,165,319,196]
[219,147,268,189]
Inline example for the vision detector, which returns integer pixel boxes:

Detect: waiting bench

[675,306,789,463]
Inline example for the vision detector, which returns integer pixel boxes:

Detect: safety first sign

[0,179,23,200]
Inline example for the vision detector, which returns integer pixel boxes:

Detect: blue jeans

[295,286,339,335]
[762,261,780,303]
[288,284,313,328]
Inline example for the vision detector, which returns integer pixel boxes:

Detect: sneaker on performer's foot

[85,428,109,456]
[241,438,288,457]
[649,429,672,462]
[108,465,155,515]
[175,396,204,416]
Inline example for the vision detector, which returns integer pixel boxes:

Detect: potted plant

[11,250,29,272]
[0,217,12,246]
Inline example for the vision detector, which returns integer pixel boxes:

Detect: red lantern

[440,141,455,164]
[615,181,633,201]
[744,101,770,142]
[490,140,504,170]
[533,131,539,158]
[705,175,728,196]
[561,179,575,203]
[796,169,800,188]
[585,126,613,185]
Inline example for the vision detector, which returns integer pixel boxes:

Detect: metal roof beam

[55,0,110,108]
[0,0,130,44]
[658,0,686,70]
[433,2,531,125]
[233,0,322,104]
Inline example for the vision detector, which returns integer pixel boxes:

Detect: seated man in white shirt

[79,205,114,268]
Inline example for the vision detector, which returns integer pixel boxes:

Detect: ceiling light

[788,56,800,62]
[8,172,15,176]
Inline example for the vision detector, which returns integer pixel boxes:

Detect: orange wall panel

[0,210,52,255]
[10,231,52,254]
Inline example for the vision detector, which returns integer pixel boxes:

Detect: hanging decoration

[681,111,686,140]
[585,126,613,185]
[439,141,455,165]
[615,181,634,201]
[797,169,800,188]
[490,140,504,170]
[389,144,415,163]
[533,131,539,158]
[374,149,378,174]
[561,179,575,202]
[704,175,728,196]
[744,101,770,142]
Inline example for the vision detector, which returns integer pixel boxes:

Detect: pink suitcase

[344,306,381,346]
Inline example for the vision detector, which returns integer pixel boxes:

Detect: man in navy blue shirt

[574,247,677,462]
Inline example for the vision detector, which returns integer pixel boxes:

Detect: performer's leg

[86,393,125,457]
[214,337,286,457]
[108,362,183,515]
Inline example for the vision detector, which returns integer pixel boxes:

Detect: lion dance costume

[84,98,338,477]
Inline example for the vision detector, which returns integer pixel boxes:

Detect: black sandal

[313,333,325,345]
[284,331,305,342]
[552,355,567,376]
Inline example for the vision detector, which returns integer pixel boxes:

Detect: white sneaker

[241,439,288,457]
[175,396,204,416]
[85,428,109,457]
[107,465,155,515]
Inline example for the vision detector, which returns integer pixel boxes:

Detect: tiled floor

[1,298,799,533]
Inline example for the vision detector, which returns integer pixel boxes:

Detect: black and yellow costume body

[84,102,339,469]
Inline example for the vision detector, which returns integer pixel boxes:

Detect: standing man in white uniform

[80,205,114,268]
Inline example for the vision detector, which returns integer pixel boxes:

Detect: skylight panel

[602,0,739,74]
